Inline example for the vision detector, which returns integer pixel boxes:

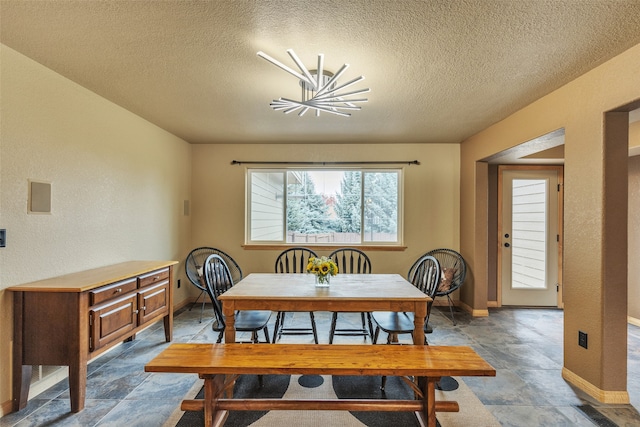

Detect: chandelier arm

[271,105,294,111]
[314,88,370,101]
[335,97,364,106]
[315,107,350,117]
[312,101,367,108]
[284,105,303,114]
[310,103,362,110]
[316,76,364,98]
[340,99,357,108]
[287,49,318,91]
[315,63,350,97]
[278,98,351,117]
[312,98,364,104]
[270,100,297,111]
[257,51,316,87]
[316,54,324,90]
[299,107,310,116]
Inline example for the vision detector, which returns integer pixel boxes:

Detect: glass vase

[315,274,330,287]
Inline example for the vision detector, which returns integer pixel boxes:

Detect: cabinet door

[138,281,169,325]
[89,294,137,351]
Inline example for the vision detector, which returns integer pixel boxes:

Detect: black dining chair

[371,254,440,390]
[273,247,319,344]
[185,246,243,323]
[371,254,440,345]
[203,254,270,343]
[328,248,373,344]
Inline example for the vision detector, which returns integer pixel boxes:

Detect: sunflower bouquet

[306,256,339,285]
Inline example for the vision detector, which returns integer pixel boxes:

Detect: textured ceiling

[2,0,640,145]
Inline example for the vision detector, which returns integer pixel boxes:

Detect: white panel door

[500,168,562,306]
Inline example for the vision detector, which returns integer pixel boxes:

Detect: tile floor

[1,305,640,426]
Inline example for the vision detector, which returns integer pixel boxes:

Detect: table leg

[69,357,87,412]
[164,312,173,342]
[12,365,31,411]
[165,265,174,342]
[12,291,30,411]
[413,303,426,345]
[222,302,236,343]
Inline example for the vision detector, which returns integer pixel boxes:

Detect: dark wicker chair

[203,254,270,343]
[424,248,467,326]
[273,247,319,343]
[185,247,243,322]
[328,248,373,343]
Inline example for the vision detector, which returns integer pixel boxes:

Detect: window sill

[242,244,407,252]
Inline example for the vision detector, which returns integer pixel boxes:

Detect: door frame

[497,165,564,308]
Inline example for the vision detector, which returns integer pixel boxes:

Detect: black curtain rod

[231,160,420,166]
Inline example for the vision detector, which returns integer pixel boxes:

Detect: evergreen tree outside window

[248,169,401,245]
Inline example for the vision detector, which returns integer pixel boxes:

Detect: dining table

[218,273,430,345]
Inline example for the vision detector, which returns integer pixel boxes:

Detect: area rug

[168,374,500,427]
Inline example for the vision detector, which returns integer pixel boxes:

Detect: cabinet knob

[115,288,122,293]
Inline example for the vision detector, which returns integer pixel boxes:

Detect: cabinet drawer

[138,268,169,288]
[89,294,137,351]
[138,281,170,324]
[89,277,137,306]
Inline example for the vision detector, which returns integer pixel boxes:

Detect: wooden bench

[144,343,495,427]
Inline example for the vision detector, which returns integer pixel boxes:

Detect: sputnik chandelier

[257,49,370,117]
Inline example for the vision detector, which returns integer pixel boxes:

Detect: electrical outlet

[579,331,588,349]
[177,279,181,288]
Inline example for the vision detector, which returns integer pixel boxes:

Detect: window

[247,169,402,245]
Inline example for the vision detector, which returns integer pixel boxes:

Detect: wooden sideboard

[8,260,178,413]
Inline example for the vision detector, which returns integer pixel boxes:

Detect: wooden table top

[145,343,496,378]
[219,273,429,302]
[6,260,178,293]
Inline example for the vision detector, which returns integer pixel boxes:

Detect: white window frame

[245,168,404,246]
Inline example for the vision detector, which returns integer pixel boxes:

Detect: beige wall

[190,143,460,275]
[630,153,640,321]
[0,45,193,412]
[630,121,640,322]
[461,43,640,401]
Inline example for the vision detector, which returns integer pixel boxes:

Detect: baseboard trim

[457,300,489,317]
[174,298,194,311]
[487,300,499,308]
[1,399,12,417]
[628,316,640,327]
[432,299,451,307]
[562,367,630,404]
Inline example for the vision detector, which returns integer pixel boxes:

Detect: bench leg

[419,377,438,427]
[202,374,228,427]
